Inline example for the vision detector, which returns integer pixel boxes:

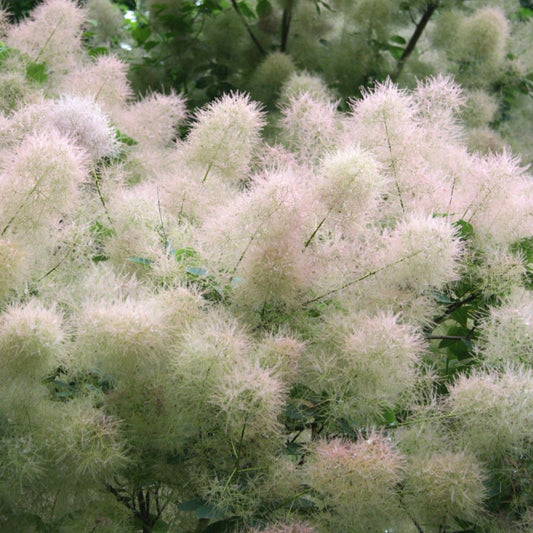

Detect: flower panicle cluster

[116,90,187,149]
[279,91,341,166]
[477,288,533,368]
[0,128,89,237]
[183,92,266,183]
[59,54,133,112]
[0,10,530,528]
[0,299,65,380]
[45,95,118,160]
[305,433,405,530]
[404,450,487,528]
[446,366,533,460]
[6,0,86,75]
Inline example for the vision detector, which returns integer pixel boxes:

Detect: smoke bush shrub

[0,2,532,531]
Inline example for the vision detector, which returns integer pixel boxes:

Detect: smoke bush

[0,10,532,530]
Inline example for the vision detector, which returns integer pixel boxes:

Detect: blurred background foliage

[3,0,533,162]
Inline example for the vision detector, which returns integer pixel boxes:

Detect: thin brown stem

[280,3,294,52]
[1,176,44,236]
[92,167,113,227]
[383,109,404,213]
[303,214,328,249]
[399,490,426,533]
[432,292,478,325]
[303,249,424,305]
[36,248,72,282]
[107,484,135,511]
[391,1,440,82]
[230,0,267,56]
[34,15,64,63]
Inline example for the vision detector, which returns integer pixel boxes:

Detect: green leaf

[432,291,454,304]
[51,379,74,390]
[449,306,469,328]
[196,76,213,89]
[186,267,208,277]
[285,440,305,456]
[389,35,406,45]
[511,236,533,264]
[152,519,170,532]
[256,0,272,17]
[151,3,169,14]
[0,44,11,66]
[198,0,223,13]
[88,46,109,57]
[26,62,48,84]
[453,219,474,240]
[438,326,470,347]
[237,1,256,18]
[387,45,404,60]
[285,400,311,423]
[291,494,323,511]
[210,63,229,78]
[115,129,138,146]
[381,406,398,427]
[173,247,198,261]
[143,40,159,52]
[90,220,115,238]
[132,25,152,44]
[126,257,154,266]
[515,7,533,21]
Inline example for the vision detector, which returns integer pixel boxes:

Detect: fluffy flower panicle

[0,129,88,234]
[279,92,340,166]
[382,212,463,291]
[59,55,133,112]
[7,0,86,75]
[316,145,386,230]
[183,92,266,183]
[404,451,487,528]
[45,95,117,160]
[210,361,285,440]
[305,433,404,530]
[116,90,187,148]
[477,289,533,368]
[447,367,533,459]
[74,297,175,378]
[0,300,65,380]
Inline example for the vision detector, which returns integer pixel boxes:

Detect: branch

[36,248,72,282]
[106,484,135,511]
[138,489,147,518]
[303,214,328,249]
[280,6,292,52]
[398,484,426,533]
[391,1,440,82]
[426,335,469,341]
[303,249,424,306]
[432,292,479,325]
[92,167,113,227]
[229,0,267,56]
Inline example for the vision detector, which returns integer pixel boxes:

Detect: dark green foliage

[3,0,43,22]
